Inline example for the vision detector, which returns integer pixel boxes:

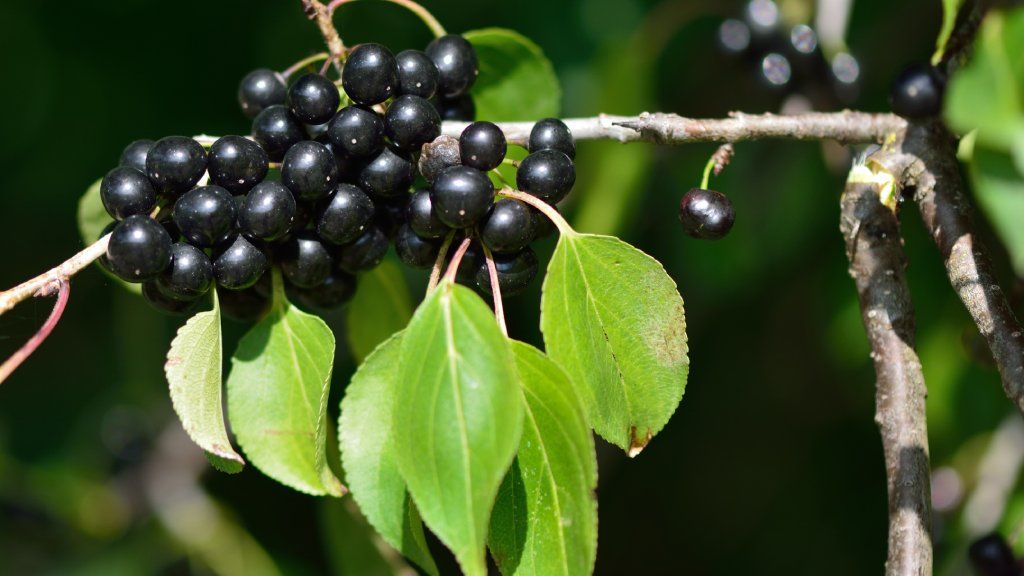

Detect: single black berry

[528,118,575,159]
[408,188,450,239]
[252,105,306,162]
[480,199,533,254]
[219,284,271,322]
[327,106,385,159]
[213,235,268,290]
[342,43,399,106]
[336,226,389,273]
[173,186,237,247]
[890,63,945,119]
[358,145,415,198]
[460,121,507,171]
[279,232,333,288]
[156,242,214,301]
[434,94,475,121]
[395,224,441,269]
[968,534,1017,576]
[106,215,173,282]
[239,68,288,119]
[425,35,478,98]
[239,181,296,241]
[474,246,538,297]
[432,166,494,228]
[119,139,155,173]
[100,166,157,220]
[395,49,440,99]
[208,135,269,194]
[288,271,356,312]
[317,183,375,245]
[288,73,341,125]
[281,140,338,201]
[516,149,575,203]
[679,188,735,240]
[384,95,441,151]
[146,136,207,196]
[143,282,204,316]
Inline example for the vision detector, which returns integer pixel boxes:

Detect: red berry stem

[0,278,70,385]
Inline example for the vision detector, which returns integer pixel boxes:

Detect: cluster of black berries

[969,533,1024,576]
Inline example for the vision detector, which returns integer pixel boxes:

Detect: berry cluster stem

[282,52,331,80]
[498,188,573,236]
[441,237,473,285]
[326,0,447,38]
[302,0,347,73]
[0,278,70,385]
[0,234,109,317]
[480,244,508,337]
[427,231,457,294]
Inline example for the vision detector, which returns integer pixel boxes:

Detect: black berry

[119,139,155,173]
[426,35,478,98]
[100,166,157,220]
[156,242,214,301]
[288,271,356,312]
[432,166,494,228]
[279,232,333,288]
[336,226,389,273]
[239,181,296,241]
[146,136,207,196]
[239,68,288,119]
[252,105,306,162]
[968,534,1017,576]
[890,63,945,119]
[384,95,441,151]
[208,135,269,194]
[358,145,415,199]
[480,199,533,254]
[460,121,507,171]
[474,246,538,297]
[219,284,270,322]
[516,149,575,203]
[213,235,268,290]
[528,118,575,159]
[327,106,385,159]
[317,183,376,245]
[408,188,450,239]
[342,43,399,106]
[679,188,735,240]
[143,282,204,316]
[288,73,341,125]
[395,49,439,98]
[395,224,442,269]
[173,185,237,247]
[281,140,338,201]
[106,215,173,282]
[434,95,475,121]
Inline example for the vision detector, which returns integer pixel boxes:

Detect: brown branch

[0,233,109,317]
[302,0,346,74]
[840,168,932,576]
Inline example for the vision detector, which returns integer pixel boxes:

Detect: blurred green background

[1,0,1021,574]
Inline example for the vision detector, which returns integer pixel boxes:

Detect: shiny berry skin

[239,68,288,119]
[279,232,333,288]
[208,135,269,194]
[173,186,237,247]
[385,95,441,151]
[679,188,735,240]
[239,181,296,241]
[528,118,575,158]
[460,121,506,171]
[156,242,214,301]
[435,94,475,121]
[106,215,173,282]
[288,73,341,125]
[336,226,389,273]
[213,235,268,290]
[474,246,538,297]
[480,199,533,254]
[408,188,450,239]
[119,139,155,173]
[317,183,375,245]
[100,166,157,220]
[516,149,575,203]
[281,141,338,201]
[143,282,204,315]
[395,223,441,269]
[890,63,945,119]
[968,534,1017,576]
[358,145,415,199]
[432,166,494,228]
[426,35,478,98]
[146,136,207,196]
[288,271,356,312]
[395,49,439,98]
[327,106,385,159]
[252,105,306,162]
[219,284,270,322]
[342,43,399,106]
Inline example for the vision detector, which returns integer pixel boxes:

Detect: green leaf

[970,146,1024,276]
[933,0,966,64]
[465,28,560,121]
[392,281,523,576]
[541,232,688,455]
[338,333,438,576]
[76,177,141,294]
[345,256,414,363]
[226,270,344,496]
[489,342,598,576]
[165,292,245,472]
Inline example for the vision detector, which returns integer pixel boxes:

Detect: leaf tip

[627,426,652,458]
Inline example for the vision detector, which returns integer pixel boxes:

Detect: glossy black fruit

[516,149,575,203]
[474,246,538,297]
[239,181,296,241]
[279,232,333,288]
[528,118,575,158]
[106,215,173,282]
[425,35,478,98]
[679,188,735,240]
[252,105,306,162]
[287,73,341,125]
[431,166,494,228]
[119,139,155,173]
[208,135,269,194]
[434,94,475,121]
[143,282,204,315]
[890,63,945,119]
[156,242,214,301]
[407,188,450,239]
[219,284,271,322]
[342,43,399,105]
[173,186,237,247]
[146,136,207,196]
[100,166,157,220]
[317,183,375,245]
[213,235,268,290]
[480,199,533,254]
[239,68,288,118]
[288,271,357,312]
[460,121,507,171]
[336,226,389,273]
[968,534,1017,576]
[384,95,441,151]
[395,224,441,269]
[358,145,415,198]
[281,140,338,201]
[327,106,385,159]
[395,49,439,98]
[374,195,410,239]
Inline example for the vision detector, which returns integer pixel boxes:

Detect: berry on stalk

[460,121,507,171]
[239,68,288,118]
[317,183,376,245]
[425,35,478,98]
[516,149,575,203]
[327,106,385,159]
[384,95,441,151]
[342,43,399,106]
[213,235,268,290]
[208,135,269,194]
[100,166,157,220]
[528,118,575,159]
[239,181,296,241]
[156,242,214,301]
[252,105,306,162]
[679,188,735,240]
[431,166,494,228]
[288,73,341,125]
[173,185,237,247]
[395,49,439,98]
[119,139,155,173]
[106,215,173,282]
[480,199,533,254]
[146,136,207,196]
[281,140,338,201]
[474,246,538,297]
[890,63,944,119]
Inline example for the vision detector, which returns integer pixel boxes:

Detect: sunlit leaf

[345,256,414,363]
[465,28,560,121]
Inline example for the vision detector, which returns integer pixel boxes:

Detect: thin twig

[302,0,346,74]
[0,234,109,317]
[327,0,446,37]
[281,52,330,80]
[0,279,71,385]
[427,231,456,294]
[480,244,508,337]
[441,237,472,285]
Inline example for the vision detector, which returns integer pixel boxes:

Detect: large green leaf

[226,271,344,496]
[541,232,688,455]
[345,256,413,363]
[338,333,438,576]
[465,28,560,121]
[165,292,244,473]
[392,280,523,576]
[76,177,141,294]
[489,342,598,576]
[970,147,1024,276]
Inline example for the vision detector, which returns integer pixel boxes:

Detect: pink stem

[0,279,70,385]
[442,237,473,284]
[481,245,508,337]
